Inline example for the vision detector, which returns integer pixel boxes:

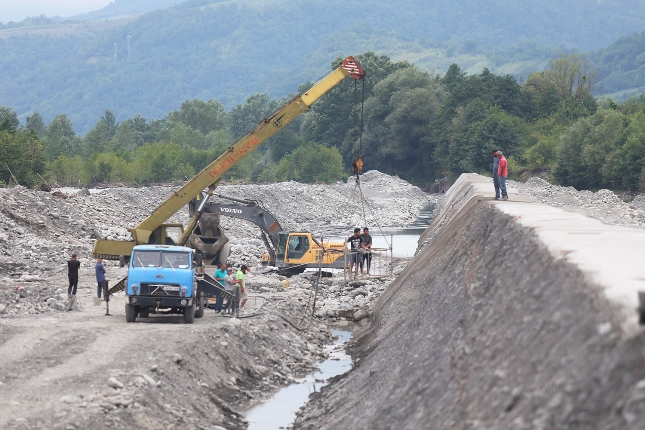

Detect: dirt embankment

[0,295,333,430]
[295,174,645,430]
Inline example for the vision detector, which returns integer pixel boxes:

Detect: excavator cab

[276,233,288,261]
[287,235,310,260]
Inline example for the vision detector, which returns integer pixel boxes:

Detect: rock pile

[0,171,432,319]
[245,258,410,325]
[511,177,645,229]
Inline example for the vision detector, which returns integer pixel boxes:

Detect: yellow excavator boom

[93,56,365,260]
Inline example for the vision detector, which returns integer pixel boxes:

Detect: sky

[0,0,112,23]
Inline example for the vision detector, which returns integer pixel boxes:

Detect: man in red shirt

[497,151,508,200]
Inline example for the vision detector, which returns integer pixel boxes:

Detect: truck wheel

[125,304,137,322]
[184,303,195,324]
[195,294,204,318]
[139,307,150,318]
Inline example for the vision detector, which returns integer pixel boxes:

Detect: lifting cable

[351,79,365,178]
[346,77,391,248]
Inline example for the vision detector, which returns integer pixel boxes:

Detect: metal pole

[234,286,239,318]
[104,281,112,316]
[390,234,394,276]
[344,246,347,284]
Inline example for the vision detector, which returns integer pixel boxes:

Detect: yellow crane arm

[93,56,364,259]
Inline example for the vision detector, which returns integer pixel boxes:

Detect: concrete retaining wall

[294,174,645,430]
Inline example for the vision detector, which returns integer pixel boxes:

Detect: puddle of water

[243,330,353,430]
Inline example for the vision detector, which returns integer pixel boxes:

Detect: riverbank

[294,173,645,430]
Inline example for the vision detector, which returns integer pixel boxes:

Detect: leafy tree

[545,54,598,102]
[0,129,45,187]
[110,115,162,152]
[276,143,344,183]
[553,109,625,189]
[84,152,132,184]
[302,52,413,158]
[363,67,445,182]
[101,110,118,139]
[228,94,280,140]
[43,114,82,160]
[458,107,523,174]
[130,143,192,183]
[26,112,46,137]
[83,110,119,156]
[0,107,20,131]
[166,99,228,135]
[47,156,87,186]
[167,123,207,149]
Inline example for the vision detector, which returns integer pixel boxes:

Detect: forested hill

[64,0,183,21]
[2,0,645,132]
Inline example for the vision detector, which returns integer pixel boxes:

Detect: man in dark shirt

[360,227,373,275]
[68,254,81,297]
[346,228,362,279]
[492,149,500,200]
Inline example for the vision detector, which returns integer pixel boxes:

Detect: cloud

[0,0,113,23]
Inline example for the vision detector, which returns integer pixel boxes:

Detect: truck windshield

[132,251,190,269]
[162,252,190,269]
[133,251,161,268]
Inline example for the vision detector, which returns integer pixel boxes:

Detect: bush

[276,143,344,183]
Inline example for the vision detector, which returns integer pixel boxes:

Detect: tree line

[3,51,645,192]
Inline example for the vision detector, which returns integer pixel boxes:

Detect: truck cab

[125,244,199,323]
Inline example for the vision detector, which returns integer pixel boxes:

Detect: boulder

[353,308,370,321]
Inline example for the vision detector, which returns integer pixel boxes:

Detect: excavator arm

[93,57,365,261]
[195,194,284,262]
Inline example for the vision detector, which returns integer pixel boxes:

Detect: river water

[243,329,353,430]
[243,203,436,428]
[370,202,436,258]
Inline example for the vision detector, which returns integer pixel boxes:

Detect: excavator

[92,56,365,293]
[189,193,346,275]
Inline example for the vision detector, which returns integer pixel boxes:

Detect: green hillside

[2,0,645,132]
[592,31,645,99]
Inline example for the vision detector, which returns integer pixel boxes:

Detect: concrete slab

[497,200,645,334]
[431,173,645,334]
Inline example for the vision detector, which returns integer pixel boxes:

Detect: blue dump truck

[124,244,234,324]
[125,245,202,324]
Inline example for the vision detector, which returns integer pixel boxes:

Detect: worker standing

[67,254,81,297]
[346,228,362,279]
[236,265,250,310]
[497,151,509,200]
[491,149,501,200]
[360,227,373,276]
[95,258,106,299]
[222,267,236,315]
[214,263,227,313]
